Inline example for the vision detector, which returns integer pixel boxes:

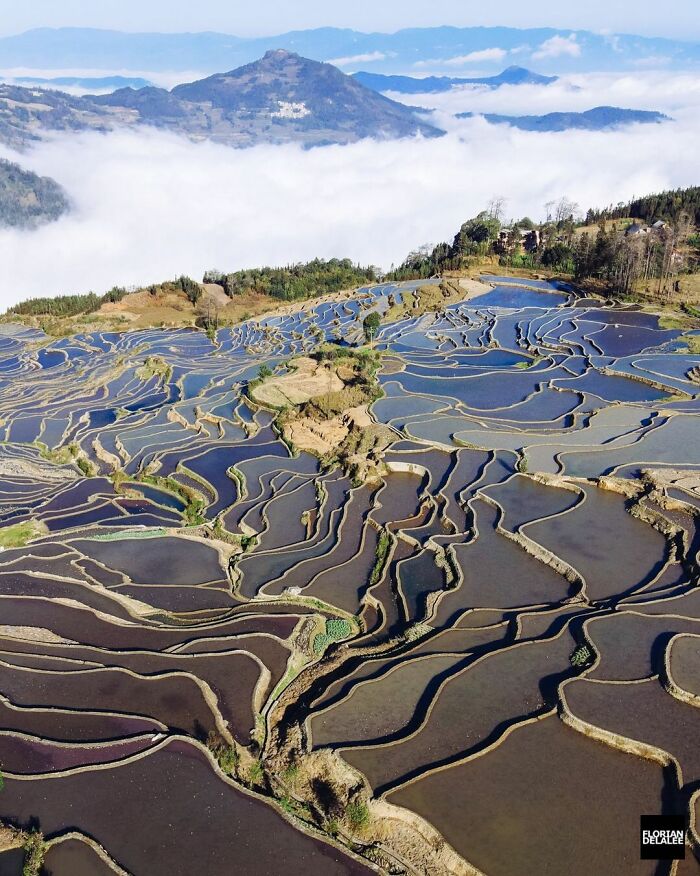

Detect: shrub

[22,830,46,876]
[218,746,239,775]
[177,275,202,305]
[369,530,391,587]
[249,760,265,786]
[283,762,298,783]
[207,732,240,776]
[570,644,592,667]
[324,818,340,837]
[76,456,95,477]
[362,311,381,342]
[346,800,370,830]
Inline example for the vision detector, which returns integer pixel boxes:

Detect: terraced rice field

[0,277,699,874]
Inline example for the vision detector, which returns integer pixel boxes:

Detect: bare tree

[656,211,693,299]
[196,295,220,332]
[487,196,507,222]
[555,197,580,224]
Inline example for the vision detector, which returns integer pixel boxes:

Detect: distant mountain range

[352,67,558,94]
[0,26,697,75]
[0,158,69,228]
[13,75,153,91]
[458,106,670,131]
[0,50,442,151]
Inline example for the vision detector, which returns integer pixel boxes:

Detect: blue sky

[0,0,697,40]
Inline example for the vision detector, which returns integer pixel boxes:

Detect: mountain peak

[261,48,297,62]
[89,50,444,147]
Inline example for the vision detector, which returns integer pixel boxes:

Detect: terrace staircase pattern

[0,277,698,874]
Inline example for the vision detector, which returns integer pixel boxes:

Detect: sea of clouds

[0,70,698,307]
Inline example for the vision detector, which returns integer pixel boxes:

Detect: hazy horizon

[0,1,698,42]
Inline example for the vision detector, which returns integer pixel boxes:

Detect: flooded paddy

[0,740,370,876]
[388,714,664,876]
[42,838,117,876]
[0,276,698,872]
[524,484,669,601]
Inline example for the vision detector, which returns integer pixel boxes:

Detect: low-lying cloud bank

[0,70,698,308]
[389,69,700,125]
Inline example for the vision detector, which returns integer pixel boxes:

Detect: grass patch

[312,617,354,655]
[248,760,265,787]
[514,356,543,370]
[682,303,700,319]
[346,800,370,831]
[35,442,72,465]
[21,830,46,876]
[136,355,172,381]
[516,452,529,474]
[659,315,688,330]
[279,796,313,821]
[140,473,207,525]
[283,763,299,783]
[369,529,392,587]
[677,333,700,354]
[89,528,168,541]
[207,732,240,776]
[0,520,47,548]
[382,283,456,324]
[75,456,95,477]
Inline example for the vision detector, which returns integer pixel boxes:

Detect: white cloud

[327,52,386,67]
[532,34,582,60]
[391,70,700,118]
[442,48,509,66]
[414,48,509,69]
[1,71,699,308]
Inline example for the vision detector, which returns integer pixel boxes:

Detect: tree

[541,243,573,271]
[487,196,507,222]
[178,276,202,305]
[554,197,579,224]
[196,295,220,335]
[573,232,592,280]
[362,312,381,343]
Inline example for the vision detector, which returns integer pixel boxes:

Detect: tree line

[583,186,700,227]
[8,286,128,317]
[203,258,377,301]
[389,185,700,297]
[8,276,201,318]
[6,260,377,318]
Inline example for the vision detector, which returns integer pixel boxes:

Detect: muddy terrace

[0,277,698,874]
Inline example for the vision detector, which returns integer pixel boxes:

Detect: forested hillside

[390,185,700,299]
[0,159,68,228]
[204,259,377,301]
[586,187,700,226]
